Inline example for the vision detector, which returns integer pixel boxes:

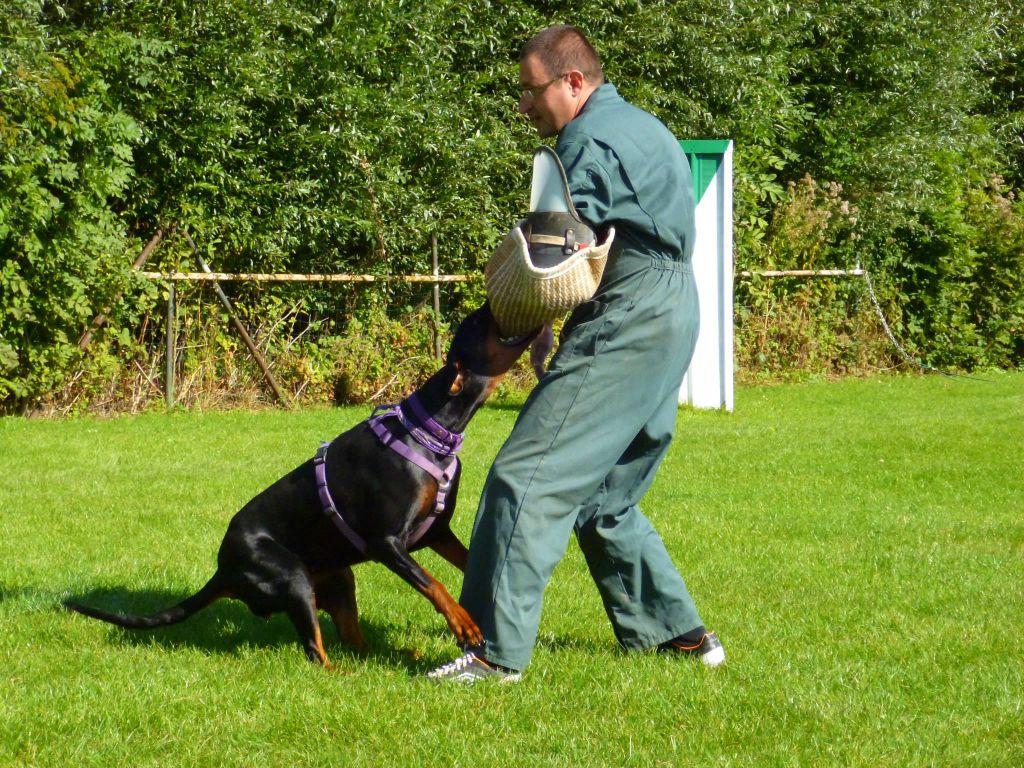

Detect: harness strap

[316,398,463,554]
[369,410,456,485]
[367,408,459,520]
[314,441,368,554]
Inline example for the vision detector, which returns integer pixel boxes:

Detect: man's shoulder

[560,93,680,172]
[566,84,673,141]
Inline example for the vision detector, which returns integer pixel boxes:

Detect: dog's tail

[63,576,227,629]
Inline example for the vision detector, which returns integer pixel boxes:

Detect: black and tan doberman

[64,305,533,666]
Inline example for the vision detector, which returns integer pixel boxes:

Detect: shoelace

[427,652,479,677]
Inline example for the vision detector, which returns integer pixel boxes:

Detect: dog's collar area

[366,399,460,487]
[395,392,464,457]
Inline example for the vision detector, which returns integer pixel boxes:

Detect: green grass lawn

[1,373,1022,767]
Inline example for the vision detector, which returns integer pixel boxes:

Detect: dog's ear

[449,363,465,395]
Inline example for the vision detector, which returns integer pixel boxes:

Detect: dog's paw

[448,606,484,647]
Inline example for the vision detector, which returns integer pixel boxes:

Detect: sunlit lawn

[1,372,1021,767]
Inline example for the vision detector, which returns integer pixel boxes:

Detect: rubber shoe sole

[659,631,726,667]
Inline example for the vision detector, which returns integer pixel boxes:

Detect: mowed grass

[1,372,1021,767]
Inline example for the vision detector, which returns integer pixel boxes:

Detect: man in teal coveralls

[429,25,724,682]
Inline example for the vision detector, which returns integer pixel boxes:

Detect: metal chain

[861,268,987,381]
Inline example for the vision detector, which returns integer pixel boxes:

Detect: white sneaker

[426,652,522,683]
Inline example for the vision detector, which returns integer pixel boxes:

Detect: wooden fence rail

[139,269,865,283]
[139,272,474,282]
[136,263,867,409]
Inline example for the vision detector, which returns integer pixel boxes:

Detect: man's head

[518,26,604,138]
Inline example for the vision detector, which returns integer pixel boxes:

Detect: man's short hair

[520,25,604,84]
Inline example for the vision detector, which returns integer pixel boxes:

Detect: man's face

[518,54,574,138]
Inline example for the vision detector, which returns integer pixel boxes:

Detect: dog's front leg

[427,528,470,572]
[373,537,483,647]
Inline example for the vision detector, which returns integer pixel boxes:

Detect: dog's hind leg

[287,590,331,667]
[231,538,331,666]
[315,567,368,652]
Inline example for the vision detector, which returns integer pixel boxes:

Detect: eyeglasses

[518,73,566,101]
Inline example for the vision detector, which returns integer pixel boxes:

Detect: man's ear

[567,69,586,95]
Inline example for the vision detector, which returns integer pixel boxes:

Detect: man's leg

[458,298,645,671]
[458,261,699,672]
[573,388,704,651]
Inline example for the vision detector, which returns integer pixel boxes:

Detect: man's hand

[530,323,555,380]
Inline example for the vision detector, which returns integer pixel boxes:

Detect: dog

[64,305,534,666]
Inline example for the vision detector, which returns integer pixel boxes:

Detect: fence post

[431,233,442,361]
[166,280,176,409]
[182,230,291,408]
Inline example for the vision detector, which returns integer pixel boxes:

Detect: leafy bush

[964,176,1024,365]
[329,304,444,405]
[3,0,1023,413]
[0,1,145,409]
[735,175,892,379]
[890,170,1024,369]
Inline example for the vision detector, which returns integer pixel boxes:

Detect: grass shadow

[0,583,65,611]
[396,626,619,677]
[535,632,618,656]
[59,586,618,673]
[61,586,435,668]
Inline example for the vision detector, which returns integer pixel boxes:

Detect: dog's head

[446,303,536,391]
[412,304,535,434]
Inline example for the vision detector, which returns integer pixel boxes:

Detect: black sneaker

[659,631,726,667]
[426,652,522,683]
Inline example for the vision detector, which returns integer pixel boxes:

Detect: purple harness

[314,393,462,555]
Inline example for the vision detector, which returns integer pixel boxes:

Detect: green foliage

[2,0,1023,411]
[887,168,1024,369]
[976,0,1024,187]
[726,0,1020,375]
[0,1,144,408]
[49,0,540,275]
[329,303,444,405]
[735,175,890,379]
[963,176,1024,364]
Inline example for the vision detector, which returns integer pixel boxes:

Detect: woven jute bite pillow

[484,223,615,338]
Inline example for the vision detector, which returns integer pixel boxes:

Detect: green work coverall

[461,83,705,672]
